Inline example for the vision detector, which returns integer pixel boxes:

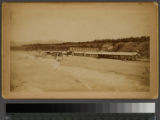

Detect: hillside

[11,36,150,58]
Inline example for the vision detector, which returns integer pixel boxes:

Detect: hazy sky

[3,3,158,43]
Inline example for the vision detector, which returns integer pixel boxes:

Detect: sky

[3,2,158,44]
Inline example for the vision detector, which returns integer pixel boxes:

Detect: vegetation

[11,36,150,58]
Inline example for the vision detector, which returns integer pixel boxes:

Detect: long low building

[73,51,138,61]
[44,50,138,61]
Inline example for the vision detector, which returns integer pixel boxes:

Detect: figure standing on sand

[55,52,63,62]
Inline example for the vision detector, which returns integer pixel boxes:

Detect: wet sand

[10,51,149,92]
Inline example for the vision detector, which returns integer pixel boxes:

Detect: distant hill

[11,40,64,47]
[11,36,150,58]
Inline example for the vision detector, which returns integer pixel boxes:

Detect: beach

[10,51,149,92]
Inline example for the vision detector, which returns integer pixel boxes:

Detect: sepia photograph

[2,2,158,99]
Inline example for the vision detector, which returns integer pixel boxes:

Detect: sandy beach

[10,51,149,92]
